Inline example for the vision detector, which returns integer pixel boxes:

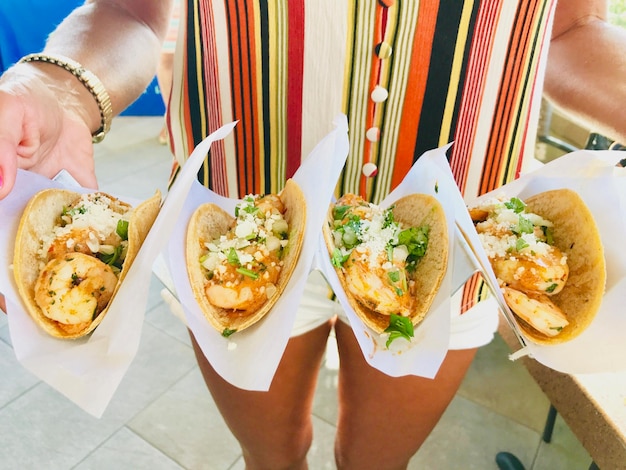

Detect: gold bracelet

[19,53,113,143]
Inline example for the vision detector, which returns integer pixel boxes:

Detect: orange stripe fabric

[390,1,439,190]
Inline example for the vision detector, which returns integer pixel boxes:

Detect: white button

[362,162,378,177]
[366,127,380,142]
[371,85,388,103]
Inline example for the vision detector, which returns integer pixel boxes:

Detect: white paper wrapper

[317,145,479,378]
[165,115,349,391]
[467,150,626,374]
[0,123,238,417]
[0,171,153,418]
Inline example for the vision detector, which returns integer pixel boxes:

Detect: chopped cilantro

[222,328,237,337]
[333,205,351,221]
[515,215,534,235]
[331,248,350,268]
[398,225,429,271]
[99,245,123,268]
[227,247,240,266]
[515,238,529,251]
[384,314,414,348]
[382,207,395,229]
[504,197,526,213]
[236,267,259,280]
[116,219,129,240]
[545,283,558,293]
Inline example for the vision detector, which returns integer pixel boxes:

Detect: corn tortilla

[186,179,307,335]
[13,189,161,339]
[518,189,606,344]
[323,193,448,334]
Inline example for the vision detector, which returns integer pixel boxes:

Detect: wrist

[17,54,112,143]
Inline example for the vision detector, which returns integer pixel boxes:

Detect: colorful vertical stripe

[168,0,555,204]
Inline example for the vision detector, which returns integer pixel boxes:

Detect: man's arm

[545,0,626,144]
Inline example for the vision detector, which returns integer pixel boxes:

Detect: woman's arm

[0,0,173,199]
[545,0,626,144]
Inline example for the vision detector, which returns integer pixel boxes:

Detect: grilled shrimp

[335,193,372,220]
[46,228,96,260]
[491,249,569,295]
[204,260,282,311]
[502,287,569,337]
[256,194,284,216]
[45,227,122,261]
[34,253,118,327]
[344,249,416,317]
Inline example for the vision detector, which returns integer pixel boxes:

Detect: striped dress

[166,0,556,311]
[168,0,555,201]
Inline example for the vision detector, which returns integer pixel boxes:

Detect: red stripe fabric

[285,0,305,179]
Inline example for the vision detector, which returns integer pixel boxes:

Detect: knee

[241,420,313,470]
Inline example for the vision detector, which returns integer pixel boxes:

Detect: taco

[186,179,306,336]
[322,193,448,336]
[469,189,606,344]
[13,189,161,339]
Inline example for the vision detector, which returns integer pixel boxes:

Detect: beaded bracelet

[19,53,113,143]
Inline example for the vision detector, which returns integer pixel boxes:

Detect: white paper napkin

[0,123,238,417]
[166,115,349,390]
[317,145,471,378]
[467,150,626,374]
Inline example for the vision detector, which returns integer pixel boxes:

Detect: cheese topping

[39,193,131,267]
[200,194,288,273]
[473,196,557,260]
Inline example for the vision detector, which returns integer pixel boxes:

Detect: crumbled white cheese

[39,193,130,260]
[474,196,558,260]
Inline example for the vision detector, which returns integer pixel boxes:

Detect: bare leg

[156,51,174,107]
[333,320,477,470]
[190,319,333,470]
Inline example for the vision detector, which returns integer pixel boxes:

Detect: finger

[0,138,18,200]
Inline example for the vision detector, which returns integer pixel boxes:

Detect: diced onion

[272,219,288,235]
[266,236,282,253]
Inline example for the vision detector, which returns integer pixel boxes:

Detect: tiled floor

[0,116,595,469]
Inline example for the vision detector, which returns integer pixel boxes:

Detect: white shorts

[291,270,499,350]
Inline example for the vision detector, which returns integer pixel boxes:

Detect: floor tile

[0,383,124,469]
[128,367,242,470]
[308,414,338,469]
[459,333,551,432]
[0,339,38,409]
[409,395,541,470]
[312,360,339,426]
[0,322,197,469]
[101,321,197,422]
[532,414,593,470]
[0,317,11,345]
[74,427,184,470]
[144,281,191,346]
